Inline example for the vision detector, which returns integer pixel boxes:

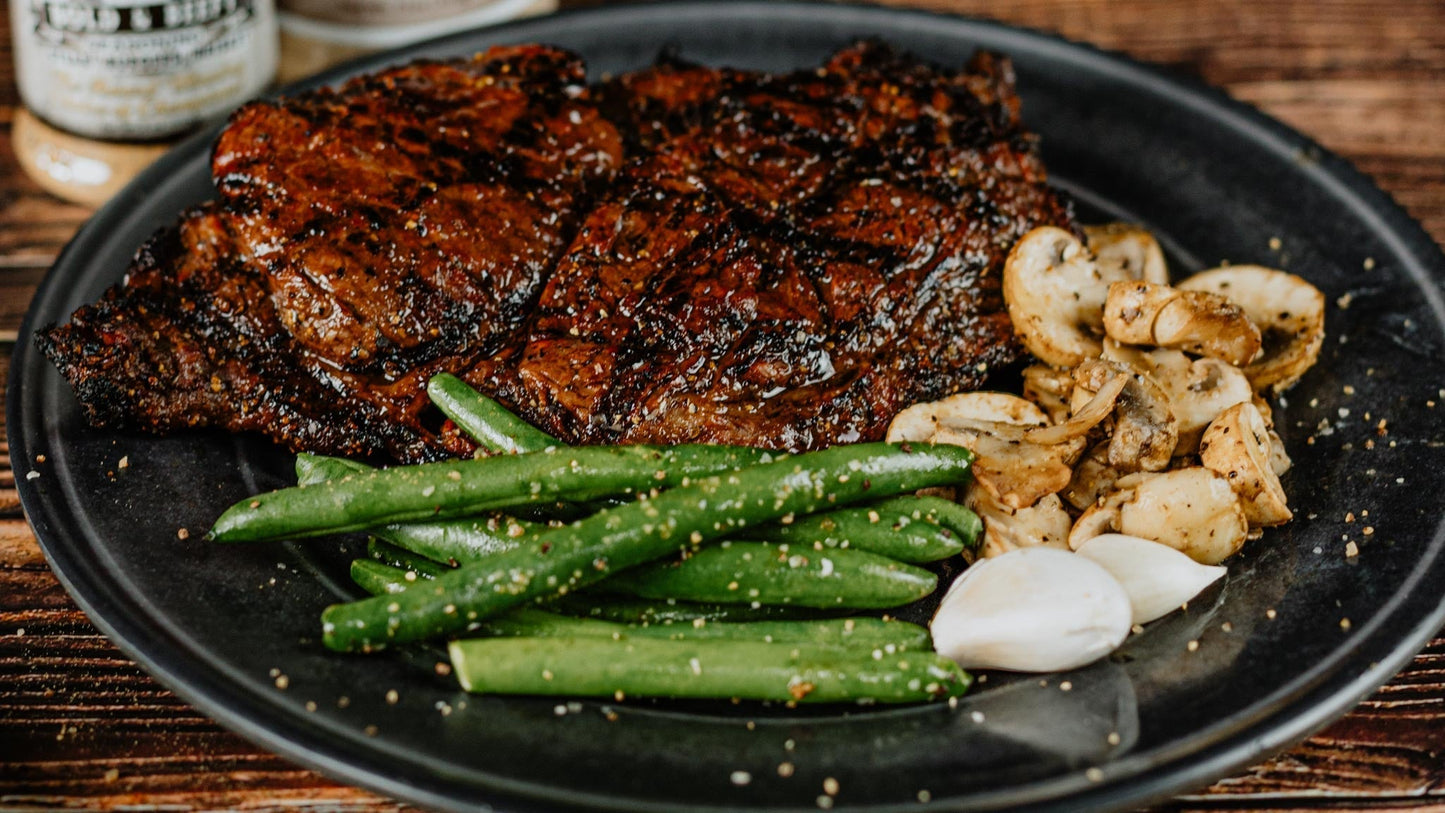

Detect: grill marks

[40,45,622,461]
[41,207,433,459]
[487,43,1072,450]
[39,42,1073,461]
[213,45,622,377]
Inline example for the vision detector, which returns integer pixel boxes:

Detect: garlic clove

[930,547,1132,673]
[1075,533,1226,625]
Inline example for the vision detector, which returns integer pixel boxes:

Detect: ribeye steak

[38,41,1073,462]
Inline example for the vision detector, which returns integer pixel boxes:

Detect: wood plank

[0,264,48,342]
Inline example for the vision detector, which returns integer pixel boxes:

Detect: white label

[13,0,277,139]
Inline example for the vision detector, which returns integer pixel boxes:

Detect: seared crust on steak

[37,205,445,460]
[39,45,622,461]
[38,42,1073,461]
[481,43,1070,448]
[212,45,622,375]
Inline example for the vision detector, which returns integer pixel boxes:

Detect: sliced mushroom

[1062,441,1124,512]
[1101,281,1181,345]
[1178,265,1326,392]
[1103,281,1262,366]
[1103,342,1252,454]
[1266,427,1291,476]
[1021,364,1075,426]
[1084,223,1169,284]
[1251,394,1293,476]
[942,426,1084,510]
[1069,469,1249,565]
[887,393,1072,510]
[1074,359,1178,472]
[1251,393,1274,425]
[1068,487,1133,549]
[886,392,1047,443]
[1003,227,1135,368]
[1199,402,1292,526]
[968,491,1074,559]
[1024,374,1125,446]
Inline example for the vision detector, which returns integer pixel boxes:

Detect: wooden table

[2,1,1442,809]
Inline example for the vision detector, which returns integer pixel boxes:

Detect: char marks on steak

[480,43,1071,449]
[39,46,622,461]
[39,42,1074,462]
[211,45,621,376]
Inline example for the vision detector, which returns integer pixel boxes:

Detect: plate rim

[11,2,1445,811]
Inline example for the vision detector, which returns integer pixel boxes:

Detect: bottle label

[13,0,277,139]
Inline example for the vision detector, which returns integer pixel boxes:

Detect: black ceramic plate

[12,3,1445,811]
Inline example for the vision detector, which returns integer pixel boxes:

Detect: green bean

[366,538,449,577]
[602,541,936,608]
[372,510,934,608]
[297,453,588,527]
[299,453,545,561]
[447,636,969,703]
[350,562,836,626]
[427,373,559,454]
[351,558,433,595]
[546,595,834,625]
[295,452,370,486]
[744,495,980,563]
[470,608,932,650]
[212,444,778,543]
[373,517,538,563]
[321,442,974,652]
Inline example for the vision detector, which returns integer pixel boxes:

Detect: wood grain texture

[2,0,1443,810]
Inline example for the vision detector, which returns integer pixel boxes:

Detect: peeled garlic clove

[931,548,1132,673]
[1075,533,1227,625]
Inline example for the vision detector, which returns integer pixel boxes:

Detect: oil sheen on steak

[38,42,1074,462]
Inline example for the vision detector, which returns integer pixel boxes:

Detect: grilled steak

[40,45,623,461]
[477,43,1072,448]
[39,42,1073,461]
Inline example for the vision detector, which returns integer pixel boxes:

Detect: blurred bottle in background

[11,0,558,206]
[278,0,557,81]
[11,0,279,205]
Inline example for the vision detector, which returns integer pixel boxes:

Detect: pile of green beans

[208,374,983,705]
